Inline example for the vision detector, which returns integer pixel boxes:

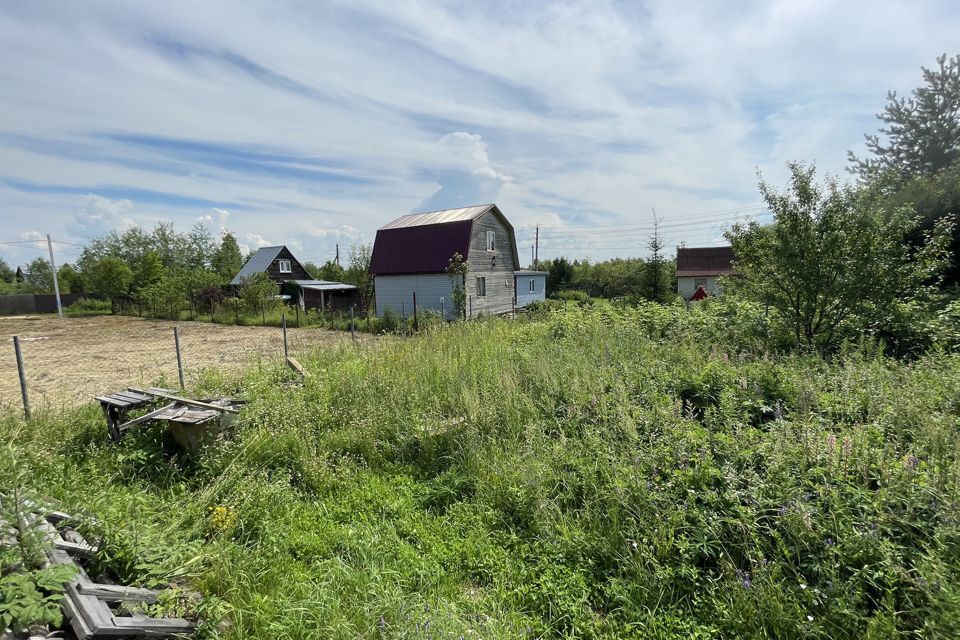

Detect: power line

[514,204,768,233]
[519,209,770,238]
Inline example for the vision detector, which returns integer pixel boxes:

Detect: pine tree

[642,211,670,303]
[849,54,960,181]
[212,232,244,282]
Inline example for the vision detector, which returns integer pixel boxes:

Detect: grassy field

[2,303,959,638]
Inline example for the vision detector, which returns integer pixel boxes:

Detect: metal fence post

[413,291,418,331]
[13,336,30,421]
[350,306,356,341]
[174,326,185,390]
[282,312,289,358]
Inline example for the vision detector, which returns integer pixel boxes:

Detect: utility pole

[534,225,539,269]
[335,243,340,266]
[531,245,535,268]
[46,234,63,318]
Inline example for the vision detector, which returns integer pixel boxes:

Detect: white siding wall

[677,276,720,300]
[375,274,457,319]
[515,274,546,308]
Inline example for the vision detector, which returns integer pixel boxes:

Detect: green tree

[317,260,346,282]
[727,163,954,350]
[212,232,244,282]
[0,258,14,283]
[131,250,165,293]
[545,257,574,296]
[85,257,134,312]
[23,258,53,294]
[849,53,960,181]
[344,243,373,313]
[56,263,83,294]
[641,214,672,303]
[239,272,280,316]
[139,275,188,318]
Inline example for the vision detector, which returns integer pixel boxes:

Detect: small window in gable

[486,230,495,252]
[476,276,487,297]
[278,259,292,274]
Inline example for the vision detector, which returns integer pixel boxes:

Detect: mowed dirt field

[0,315,362,411]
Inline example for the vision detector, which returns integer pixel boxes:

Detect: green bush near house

[2,304,959,639]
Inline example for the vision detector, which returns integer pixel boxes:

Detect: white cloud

[67,194,134,238]
[417,132,512,211]
[0,1,958,260]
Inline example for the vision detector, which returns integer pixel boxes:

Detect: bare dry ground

[0,315,362,411]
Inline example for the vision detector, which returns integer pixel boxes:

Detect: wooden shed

[285,280,360,313]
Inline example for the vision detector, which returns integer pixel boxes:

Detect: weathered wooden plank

[66,582,115,634]
[95,395,132,408]
[111,616,195,632]
[115,403,178,432]
[77,583,161,604]
[110,392,151,404]
[132,388,239,414]
[63,590,94,640]
[286,356,310,377]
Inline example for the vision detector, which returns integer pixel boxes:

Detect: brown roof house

[675,246,737,300]
[370,204,520,319]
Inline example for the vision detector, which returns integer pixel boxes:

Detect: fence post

[173,326,185,390]
[413,291,418,331]
[440,297,444,321]
[469,295,473,319]
[282,312,289,358]
[261,303,266,324]
[235,300,240,324]
[295,305,299,328]
[350,306,356,341]
[13,336,30,421]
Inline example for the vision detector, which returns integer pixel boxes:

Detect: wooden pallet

[3,498,197,639]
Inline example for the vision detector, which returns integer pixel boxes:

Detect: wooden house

[369,204,520,319]
[675,246,736,300]
[230,245,311,287]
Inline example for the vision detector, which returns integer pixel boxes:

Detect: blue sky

[1,1,958,267]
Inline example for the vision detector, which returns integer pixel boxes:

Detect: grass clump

[2,303,959,638]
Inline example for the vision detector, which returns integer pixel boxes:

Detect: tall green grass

[2,303,959,638]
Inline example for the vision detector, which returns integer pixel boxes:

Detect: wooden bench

[94,389,171,441]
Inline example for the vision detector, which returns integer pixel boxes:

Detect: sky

[1,1,959,268]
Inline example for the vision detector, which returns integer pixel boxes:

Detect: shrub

[64,298,111,316]
[551,289,590,303]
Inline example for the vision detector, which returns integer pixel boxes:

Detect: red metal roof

[370,220,474,275]
[675,246,736,277]
[689,284,709,301]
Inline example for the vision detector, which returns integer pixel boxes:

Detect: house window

[528,279,536,293]
[476,276,486,297]
[694,278,707,289]
[486,230,495,252]
[278,259,292,274]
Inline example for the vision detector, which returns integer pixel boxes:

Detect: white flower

[800,583,807,590]
[807,615,814,622]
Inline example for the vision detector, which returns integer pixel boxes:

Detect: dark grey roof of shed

[230,246,285,285]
